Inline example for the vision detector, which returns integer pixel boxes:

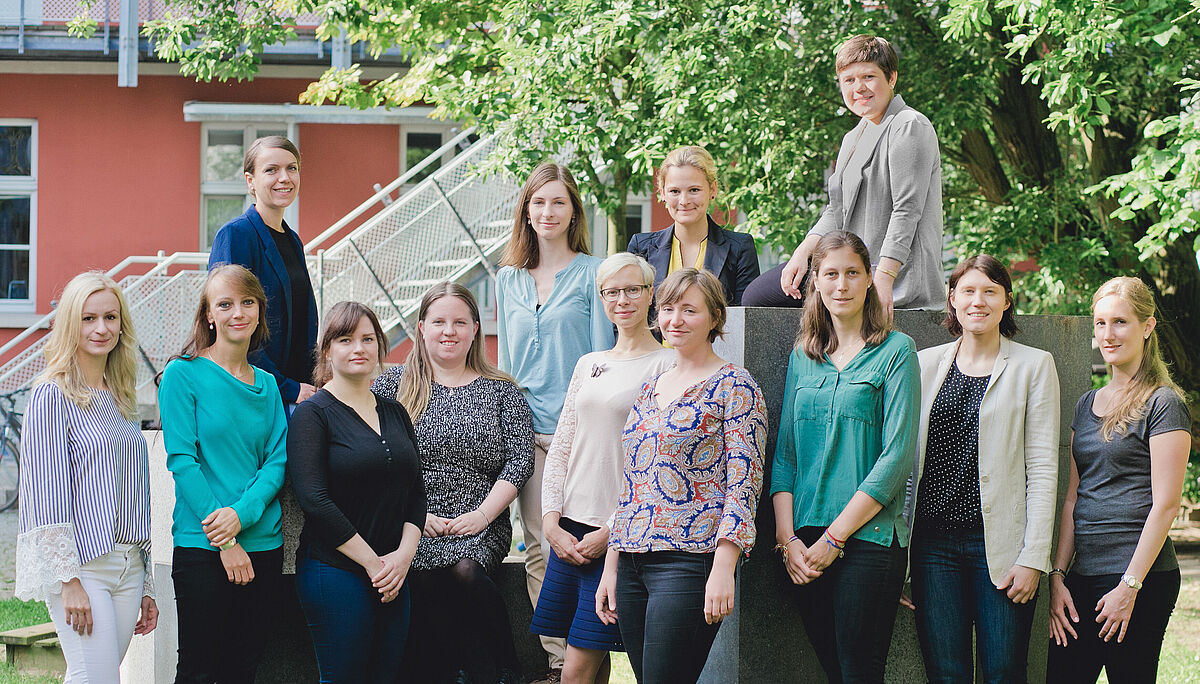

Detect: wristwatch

[1121,574,1143,590]
[219,538,238,552]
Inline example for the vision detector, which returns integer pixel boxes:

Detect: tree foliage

[75,0,1200,408]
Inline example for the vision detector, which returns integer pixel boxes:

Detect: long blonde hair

[36,271,139,420]
[1092,276,1186,440]
[394,283,516,422]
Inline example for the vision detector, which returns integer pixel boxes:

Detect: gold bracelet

[878,266,899,279]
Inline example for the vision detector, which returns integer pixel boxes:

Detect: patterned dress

[371,367,534,572]
[609,363,767,554]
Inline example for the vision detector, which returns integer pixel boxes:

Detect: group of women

[9,32,1192,684]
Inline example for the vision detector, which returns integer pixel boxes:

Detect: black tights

[406,559,520,683]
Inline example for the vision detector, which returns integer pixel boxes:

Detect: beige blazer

[913,337,1060,584]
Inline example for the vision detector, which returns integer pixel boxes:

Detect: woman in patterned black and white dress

[372,282,533,684]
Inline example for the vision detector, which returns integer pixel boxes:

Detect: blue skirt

[530,517,625,651]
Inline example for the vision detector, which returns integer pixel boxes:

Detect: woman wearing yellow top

[627,146,759,307]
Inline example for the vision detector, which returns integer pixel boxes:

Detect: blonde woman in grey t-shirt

[533,253,672,684]
[1047,276,1191,683]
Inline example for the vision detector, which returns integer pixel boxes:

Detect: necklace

[436,367,473,397]
[832,338,865,367]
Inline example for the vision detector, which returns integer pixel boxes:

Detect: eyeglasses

[599,285,649,302]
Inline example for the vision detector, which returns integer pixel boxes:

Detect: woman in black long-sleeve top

[288,301,426,684]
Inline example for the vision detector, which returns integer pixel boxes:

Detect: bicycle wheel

[0,436,19,512]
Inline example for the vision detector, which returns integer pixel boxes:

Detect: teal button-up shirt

[770,330,920,548]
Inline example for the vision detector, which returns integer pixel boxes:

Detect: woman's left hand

[576,526,609,560]
[134,597,158,635]
[996,565,1041,604]
[446,509,490,536]
[801,537,842,573]
[202,507,242,547]
[1095,582,1138,643]
[371,550,411,603]
[704,566,736,624]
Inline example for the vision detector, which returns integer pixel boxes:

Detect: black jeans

[741,263,807,308]
[172,546,283,684]
[615,551,721,684]
[792,528,907,684]
[1046,569,1180,684]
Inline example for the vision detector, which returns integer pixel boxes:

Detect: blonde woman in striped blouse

[15,271,156,684]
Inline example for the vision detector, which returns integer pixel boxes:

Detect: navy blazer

[627,215,760,306]
[208,206,319,403]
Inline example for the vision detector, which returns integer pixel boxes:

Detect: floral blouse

[609,364,767,555]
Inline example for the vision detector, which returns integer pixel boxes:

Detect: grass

[0,599,47,633]
[0,663,58,684]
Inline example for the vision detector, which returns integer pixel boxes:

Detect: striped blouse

[609,364,767,555]
[15,382,153,602]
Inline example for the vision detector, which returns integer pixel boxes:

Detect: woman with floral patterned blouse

[595,268,766,684]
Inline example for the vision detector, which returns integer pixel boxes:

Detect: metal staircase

[0,128,521,414]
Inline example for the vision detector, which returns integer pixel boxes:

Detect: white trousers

[47,543,145,684]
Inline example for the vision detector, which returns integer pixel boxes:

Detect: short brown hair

[312,301,388,388]
[656,268,727,343]
[943,255,1019,338]
[500,162,590,269]
[835,35,898,80]
[797,231,890,360]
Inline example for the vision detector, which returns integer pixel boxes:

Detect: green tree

[75,0,1200,412]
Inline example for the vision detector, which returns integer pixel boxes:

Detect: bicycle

[0,388,28,512]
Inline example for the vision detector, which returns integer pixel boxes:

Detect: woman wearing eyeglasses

[532,253,672,684]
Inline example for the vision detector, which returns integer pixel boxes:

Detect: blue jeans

[295,552,411,684]
[910,526,1037,683]
[793,527,907,684]
[615,551,721,684]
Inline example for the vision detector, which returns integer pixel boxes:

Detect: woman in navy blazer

[208,136,319,407]
[627,145,759,306]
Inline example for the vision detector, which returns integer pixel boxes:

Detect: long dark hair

[797,231,890,360]
[500,162,590,269]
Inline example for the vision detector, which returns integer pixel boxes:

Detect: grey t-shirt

[1070,386,1190,576]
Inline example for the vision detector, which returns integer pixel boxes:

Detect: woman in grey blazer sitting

[908,255,1060,683]
[627,145,759,307]
[743,35,944,316]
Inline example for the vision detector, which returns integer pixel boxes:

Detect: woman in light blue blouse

[158,264,288,684]
[16,271,156,684]
[770,230,920,683]
[496,162,614,676]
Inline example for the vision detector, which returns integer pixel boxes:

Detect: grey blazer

[809,94,944,310]
[913,337,1060,584]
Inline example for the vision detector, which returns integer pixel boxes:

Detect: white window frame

[199,122,299,250]
[0,118,37,314]
[399,124,456,187]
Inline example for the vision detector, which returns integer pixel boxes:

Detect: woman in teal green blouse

[770,230,920,683]
[158,264,288,684]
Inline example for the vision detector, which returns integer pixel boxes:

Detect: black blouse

[287,389,427,572]
[915,361,989,531]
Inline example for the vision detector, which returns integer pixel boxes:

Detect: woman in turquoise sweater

[158,264,288,684]
[770,231,920,683]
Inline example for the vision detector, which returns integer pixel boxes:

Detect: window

[0,120,35,310]
[200,124,296,249]
[400,126,458,186]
